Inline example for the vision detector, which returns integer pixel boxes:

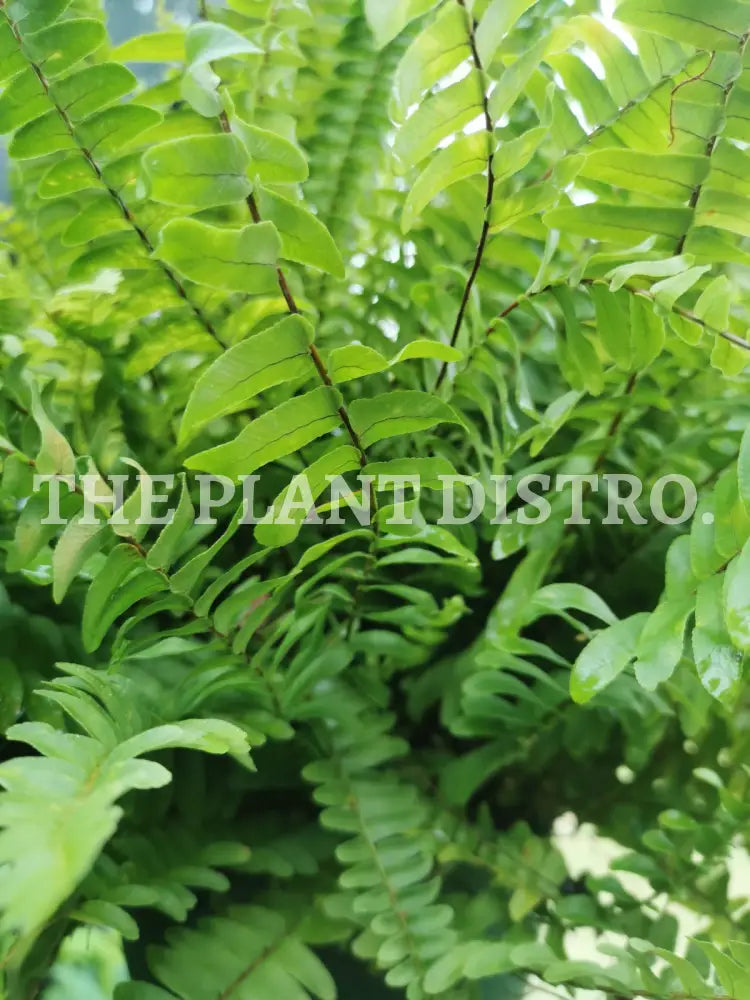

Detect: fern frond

[0,3,228,357]
[146,905,336,1000]
[305,9,408,256]
[0,663,249,966]
[305,704,456,1000]
[85,828,251,924]
[1,3,750,999]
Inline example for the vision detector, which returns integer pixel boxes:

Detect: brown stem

[668,52,715,146]
[675,32,750,255]
[216,112,371,474]
[435,0,496,389]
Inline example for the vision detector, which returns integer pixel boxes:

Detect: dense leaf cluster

[0,0,749,998]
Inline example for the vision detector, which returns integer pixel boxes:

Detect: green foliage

[0,0,749,998]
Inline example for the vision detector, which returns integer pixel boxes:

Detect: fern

[142,905,337,1000]
[1,0,750,999]
[0,663,249,965]
[305,701,456,1000]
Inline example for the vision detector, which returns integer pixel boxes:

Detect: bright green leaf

[570,614,649,703]
[350,391,464,448]
[153,219,280,294]
[257,188,345,278]
[185,387,343,480]
[180,315,315,445]
[143,133,252,209]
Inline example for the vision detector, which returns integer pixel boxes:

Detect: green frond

[0,663,249,966]
[1,1,750,998]
[147,905,337,1000]
[304,705,456,1000]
